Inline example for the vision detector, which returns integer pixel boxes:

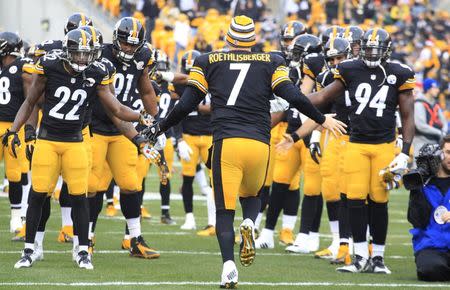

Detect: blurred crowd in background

[94,0,450,127]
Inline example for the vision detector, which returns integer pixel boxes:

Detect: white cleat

[14,249,34,269]
[308,233,320,252]
[31,243,44,261]
[76,251,94,270]
[220,260,238,289]
[180,213,196,230]
[286,233,310,253]
[255,228,274,249]
[10,209,23,233]
[370,256,392,274]
[336,255,370,273]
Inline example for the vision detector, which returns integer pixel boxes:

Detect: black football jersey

[90,44,153,135]
[303,53,326,81]
[188,51,292,144]
[35,40,63,55]
[0,57,34,122]
[173,82,212,136]
[34,52,111,141]
[333,59,415,143]
[316,69,351,128]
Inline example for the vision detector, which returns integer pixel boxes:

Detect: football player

[308,28,415,273]
[342,26,364,58]
[0,32,33,237]
[88,17,160,259]
[144,15,346,288]
[9,28,153,269]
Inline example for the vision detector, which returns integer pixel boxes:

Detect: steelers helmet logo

[387,75,397,85]
[9,66,17,74]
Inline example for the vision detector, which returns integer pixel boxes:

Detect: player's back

[189,50,288,144]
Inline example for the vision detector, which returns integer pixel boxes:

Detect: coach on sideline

[407,135,450,281]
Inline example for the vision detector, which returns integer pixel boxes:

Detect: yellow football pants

[344,141,396,203]
[264,122,287,187]
[89,133,140,193]
[32,139,88,195]
[0,122,26,182]
[181,134,212,176]
[273,140,305,190]
[211,138,269,211]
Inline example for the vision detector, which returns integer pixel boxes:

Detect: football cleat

[197,225,216,236]
[220,260,238,289]
[10,209,23,233]
[76,250,94,270]
[130,236,160,259]
[369,256,392,274]
[57,225,74,243]
[106,204,117,217]
[336,255,370,273]
[121,238,131,250]
[160,213,176,225]
[279,228,294,246]
[180,213,196,230]
[308,233,320,252]
[255,229,274,249]
[11,225,26,242]
[141,207,152,219]
[14,248,34,268]
[31,243,44,261]
[314,248,334,259]
[330,244,351,265]
[285,233,310,253]
[239,218,256,267]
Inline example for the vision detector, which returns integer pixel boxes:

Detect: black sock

[348,199,368,243]
[240,196,261,222]
[21,173,29,185]
[71,207,78,237]
[8,181,22,209]
[265,182,288,230]
[92,192,104,233]
[120,192,140,219]
[283,189,300,216]
[310,194,323,233]
[196,163,202,172]
[139,178,145,206]
[216,209,235,263]
[299,195,319,234]
[59,182,71,207]
[368,198,388,246]
[125,223,129,235]
[105,180,114,206]
[181,175,194,213]
[37,197,51,232]
[338,193,351,243]
[160,180,171,215]
[25,189,46,244]
[258,185,271,213]
[71,195,89,247]
[326,200,339,222]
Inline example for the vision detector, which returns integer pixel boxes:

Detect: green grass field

[0,164,447,289]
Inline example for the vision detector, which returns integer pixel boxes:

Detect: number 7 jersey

[187,50,290,144]
[333,59,415,143]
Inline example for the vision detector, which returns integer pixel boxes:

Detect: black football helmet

[360,28,391,68]
[62,28,94,72]
[113,17,145,63]
[342,26,364,57]
[181,50,201,74]
[79,25,103,60]
[0,32,23,57]
[324,37,350,68]
[320,26,345,46]
[64,13,93,35]
[280,21,306,56]
[291,34,322,64]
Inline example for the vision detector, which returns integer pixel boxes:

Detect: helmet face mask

[63,29,94,73]
[361,28,391,68]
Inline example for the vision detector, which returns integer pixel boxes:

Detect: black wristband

[131,134,146,148]
[291,132,300,143]
[402,141,411,155]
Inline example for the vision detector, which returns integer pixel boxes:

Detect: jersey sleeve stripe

[272,76,291,89]
[302,66,315,79]
[190,67,204,76]
[188,70,208,92]
[22,63,35,74]
[332,69,346,85]
[33,64,45,75]
[399,82,415,91]
[188,79,208,94]
[271,65,291,89]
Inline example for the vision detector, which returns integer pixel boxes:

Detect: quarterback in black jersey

[88,17,160,259]
[0,32,34,238]
[7,29,151,270]
[308,28,415,274]
[145,16,345,288]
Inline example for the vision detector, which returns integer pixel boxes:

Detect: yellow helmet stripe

[89,26,97,43]
[81,13,86,26]
[344,26,350,38]
[332,26,337,38]
[330,36,335,50]
[132,18,137,38]
[371,27,378,42]
[81,30,87,46]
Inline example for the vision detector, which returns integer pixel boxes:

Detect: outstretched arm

[307,80,345,106]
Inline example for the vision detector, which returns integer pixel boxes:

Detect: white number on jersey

[226,63,250,106]
[114,73,134,102]
[49,86,87,120]
[159,92,171,119]
[354,83,389,117]
[0,77,11,105]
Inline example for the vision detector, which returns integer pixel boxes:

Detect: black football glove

[24,124,36,161]
[141,122,163,144]
[2,129,21,158]
[309,142,321,164]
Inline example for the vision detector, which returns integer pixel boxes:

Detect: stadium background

[0,0,449,288]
